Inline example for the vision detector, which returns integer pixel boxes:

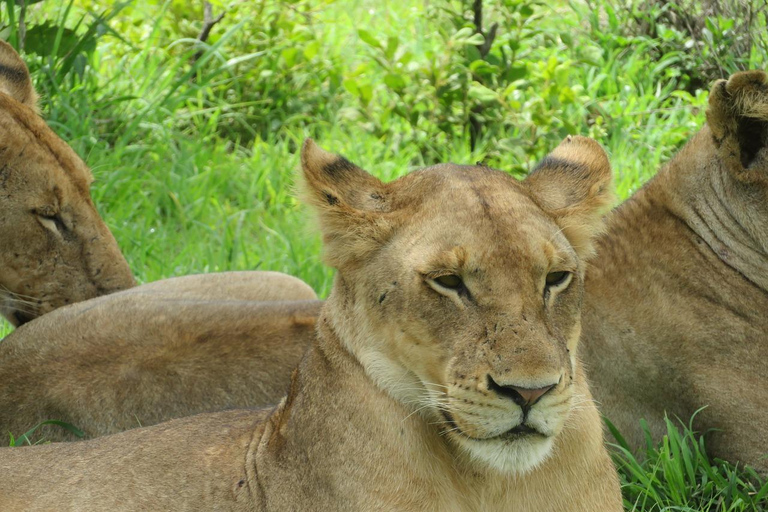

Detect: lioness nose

[487,376,556,408]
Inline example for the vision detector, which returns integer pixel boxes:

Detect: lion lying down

[0,138,622,511]
[0,39,317,328]
[582,70,768,472]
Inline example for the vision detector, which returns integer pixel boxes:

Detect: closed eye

[37,213,67,236]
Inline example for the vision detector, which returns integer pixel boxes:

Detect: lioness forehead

[390,164,544,220]
[386,164,571,264]
[0,94,93,195]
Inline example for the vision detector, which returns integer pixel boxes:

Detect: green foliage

[577,0,768,92]
[608,414,768,511]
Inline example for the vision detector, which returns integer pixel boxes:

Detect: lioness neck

[657,127,768,291]
[251,299,619,511]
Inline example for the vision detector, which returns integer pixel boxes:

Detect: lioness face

[0,42,135,325]
[370,169,583,473]
[302,137,612,474]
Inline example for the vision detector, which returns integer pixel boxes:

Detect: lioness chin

[0,138,622,511]
[582,70,768,473]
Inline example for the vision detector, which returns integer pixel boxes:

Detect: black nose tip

[487,375,556,408]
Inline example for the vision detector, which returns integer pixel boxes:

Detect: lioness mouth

[441,410,547,441]
[497,424,546,440]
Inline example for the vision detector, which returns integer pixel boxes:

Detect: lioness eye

[545,271,571,287]
[434,274,463,289]
[37,213,67,234]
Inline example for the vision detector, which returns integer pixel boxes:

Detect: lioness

[581,70,768,472]
[0,138,622,511]
[0,40,135,324]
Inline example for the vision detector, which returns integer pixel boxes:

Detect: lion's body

[127,270,317,302]
[582,73,768,471]
[0,288,319,444]
[0,139,622,510]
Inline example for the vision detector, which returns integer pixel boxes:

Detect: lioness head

[301,137,612,473]
[0,41,134,325]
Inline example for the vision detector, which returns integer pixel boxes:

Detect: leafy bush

[579,0,768,92]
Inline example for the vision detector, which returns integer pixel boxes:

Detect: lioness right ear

[0,40,38,110]
[523,136,614,259]
[299,139,392,268]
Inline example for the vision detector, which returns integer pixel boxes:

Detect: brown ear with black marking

[299,138,392,268]
[523,136,614,259]
[707,70,768,183]
[0,40,38,110]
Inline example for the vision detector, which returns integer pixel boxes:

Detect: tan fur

[0,138,621,511]
[0,41,135,324]
[581,71,768,473]
[130,270,318,302]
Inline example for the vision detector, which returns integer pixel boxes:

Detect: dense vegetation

[2,0,767,509]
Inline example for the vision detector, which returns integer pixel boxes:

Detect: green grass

[2,0,767,509]
[609,415,768,511]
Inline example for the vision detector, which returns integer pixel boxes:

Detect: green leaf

[383,72,406,91]
[303,41,320,60]
[24,21,86,60]
[357,29,382,49]
[452,27,474,41]
[461,33,486,46]
[519,5,534,17]
[385,36,399,60]
[343,78,359,97]
[468,82,498,103]
[358,83,373,105]
[281,47,298,68]
[505,65,527,82]
[11,420,85,446]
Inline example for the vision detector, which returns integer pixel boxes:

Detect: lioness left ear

[524,136,614,259]
[0,40,38,110]
[299,138,392,268]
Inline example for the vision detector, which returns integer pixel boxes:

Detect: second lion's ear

[707,70,768,181]
[299,139,392,268]
[524,136,614,259]
[0,40,38,110]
